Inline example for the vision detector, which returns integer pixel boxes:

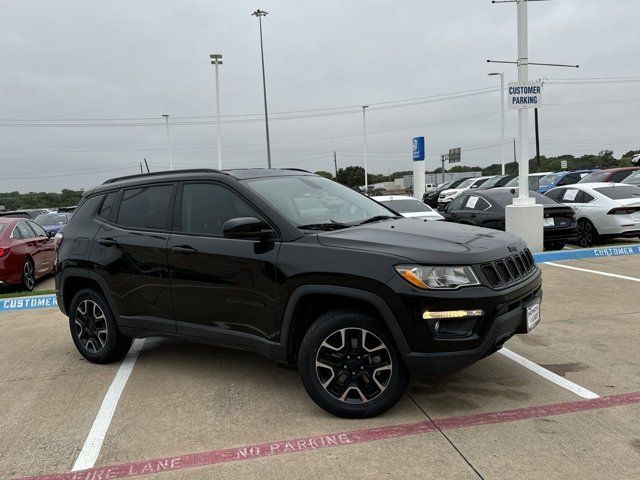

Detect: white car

[438,176,495,205]
[502,172,553,192]
[545,183,640,246]
[375,195,443,221]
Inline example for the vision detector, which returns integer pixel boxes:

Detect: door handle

[171,245,198,255]
[97,238,117,247]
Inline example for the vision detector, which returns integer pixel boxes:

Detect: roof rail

[102,169,226,185]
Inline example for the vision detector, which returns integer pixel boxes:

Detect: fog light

[423,310,484,320]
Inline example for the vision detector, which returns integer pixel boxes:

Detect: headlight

[395,265,480,289]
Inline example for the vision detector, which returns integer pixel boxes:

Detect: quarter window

[98,192,119,221]
[179,183,260,236]
[464,196,491,211]
[447,196,466,211]
[14,222,35,239]
[116,185,174,230]
[27,221,47,237]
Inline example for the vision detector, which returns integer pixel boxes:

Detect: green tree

[336,166,365,188]
[314,171,334,180]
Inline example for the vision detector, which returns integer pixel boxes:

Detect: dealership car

[502,172,553,192]
[34,212,72,235]
[56,169,542,418]
[537,170,597,194]
[475,174,516,190]
[438,176,494,206]
[545,183,640,246]
[422,177,471,207]
[374,195,443,221]
[440,189,576,250]
[578,167,640,184]
[622,170,640,187]
[0,209,49,220]
[0,217,56,290]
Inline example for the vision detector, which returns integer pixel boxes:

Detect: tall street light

[210,53,223,170]
[488,72,505,175]
[161,114,173,171]
[252,9,272,168]
[362,105,369,194]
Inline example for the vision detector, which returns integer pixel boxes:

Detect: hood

[440,188,464,197]
[317,218,525,264]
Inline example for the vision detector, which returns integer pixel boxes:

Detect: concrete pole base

[505,203,544,253]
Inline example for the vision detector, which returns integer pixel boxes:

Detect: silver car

[545,183,640,246]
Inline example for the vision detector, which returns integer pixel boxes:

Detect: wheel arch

[280,285,410,364]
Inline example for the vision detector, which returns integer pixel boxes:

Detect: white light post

[161,114,173,171]
[516,0,530,202]
[362,105,369,194]
[210,53,223,170]
[488,72,505,176]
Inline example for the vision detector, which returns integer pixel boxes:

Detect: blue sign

[412,137,425,161]
[533,245,640,264]
[0,294,58,312]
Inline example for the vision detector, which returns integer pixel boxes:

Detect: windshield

[456,178,476,189]
[539,173,563,187]
[35,213,69,225]
[477,176,504,188]
[378,198,431,213]
[594,186,640,199]
[243,175,395,227]
[579,172,609,183]
[504,175,544,190]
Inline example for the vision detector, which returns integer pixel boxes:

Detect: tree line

[0,189,83,211]
[315,149,640,188]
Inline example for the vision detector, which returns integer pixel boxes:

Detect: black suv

[56,169,542,418]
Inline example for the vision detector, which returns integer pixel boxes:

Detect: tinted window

[34,213,69,225]
[545,188,565,201]
[610,171,635,183]
[98,191,119,221]
[179,183,259,236]
[447,195,466,211]
[15,222,34,239]
[558,174,581,186]
[116,185,173,230]
[578,191,595,203]
[27,221,47,237]
[560,188,580,203]
[463,196,491,211]
[594,186,640,200]
[378,199,431,213]
[539,173,563,187]
[579,172,609,183]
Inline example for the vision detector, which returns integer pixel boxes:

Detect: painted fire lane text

[237,433,350,459]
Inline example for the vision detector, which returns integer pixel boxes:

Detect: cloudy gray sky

[1,0,639,192]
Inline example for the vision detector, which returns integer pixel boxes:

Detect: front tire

[69,288,132,364]
[22,258,35,291]
[298,310,408,418]
[576,219,598,247]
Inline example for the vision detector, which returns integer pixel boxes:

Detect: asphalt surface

[1,255,639,480]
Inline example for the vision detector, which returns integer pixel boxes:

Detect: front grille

[481,248,537,288]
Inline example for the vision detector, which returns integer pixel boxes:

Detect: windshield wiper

[355,215,400,225]
[298,221,351,231]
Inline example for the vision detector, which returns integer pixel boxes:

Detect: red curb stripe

[15,391,640,480]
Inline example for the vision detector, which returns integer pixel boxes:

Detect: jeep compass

[56,169,542,418]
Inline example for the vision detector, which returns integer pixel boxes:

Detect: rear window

[579,172,609,183]
[594,186,640,200]
[34,213,69,225]
[116,185,174,230]
[378,199,431,213]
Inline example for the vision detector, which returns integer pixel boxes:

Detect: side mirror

[222,217,274,240]
[47,230,57,238]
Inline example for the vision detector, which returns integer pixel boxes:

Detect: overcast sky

[1,0,639,192]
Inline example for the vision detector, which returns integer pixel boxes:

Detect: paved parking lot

[1,255,639,480]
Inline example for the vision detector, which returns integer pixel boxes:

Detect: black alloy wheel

[576,219,597,247]
[22,259,35,291]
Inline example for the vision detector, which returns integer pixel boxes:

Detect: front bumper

[389,269,542,377]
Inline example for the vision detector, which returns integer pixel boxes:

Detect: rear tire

[21,259,35,291]
[69,288,132,364]
[298,309,408,418]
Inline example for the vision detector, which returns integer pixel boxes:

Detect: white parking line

[545,261,640,282]
[72,339,145,471]
[498,348,599,399]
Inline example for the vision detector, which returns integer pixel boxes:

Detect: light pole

[161,114,173,171]
[488,72,505,175]
[362,105,369,194]
[252,9,272,168]
[210,54,223,170]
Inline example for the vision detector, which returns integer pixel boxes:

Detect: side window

[15,222,35,239]
[27,221,47,237]
[561,188,580,203]
[464,196,491,211]
[558,174,580,186]
[97,191,119,221]
[577,191,595,203]
[116,185,174,230]
[447,195,466,211]
[178,183,260,236]
[546,188,565,202]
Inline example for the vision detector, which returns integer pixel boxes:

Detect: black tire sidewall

[299,310,408,418]
[68,288,132,364]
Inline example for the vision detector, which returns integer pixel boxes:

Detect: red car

[0,217,56,290]
[579,166,640,184]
